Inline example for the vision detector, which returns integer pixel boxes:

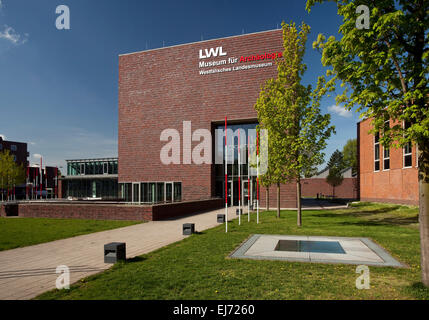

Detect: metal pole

[40,158,42,200]
[248,135,250,222]
[238,129,241,225]
[225,117,228,233]
[257,131,259,224]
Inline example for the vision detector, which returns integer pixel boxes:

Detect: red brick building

[118,29,297,208]
[357,118,418,205]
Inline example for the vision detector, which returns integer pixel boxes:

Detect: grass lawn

[0,217,141,251]
[37,202,429,300]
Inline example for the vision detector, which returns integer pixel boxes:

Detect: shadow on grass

[316,205,404,218]
[338,215,418,227]
[407,282,429,299]
[124,256,146,264]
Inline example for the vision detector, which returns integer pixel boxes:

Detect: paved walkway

[0,206,238,300]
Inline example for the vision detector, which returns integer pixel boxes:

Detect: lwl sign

[199,47,227,59]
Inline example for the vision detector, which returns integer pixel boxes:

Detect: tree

[326,150,346,197]
[255,21,335,224]
[342,138,358,174]
[306,0,429,285]
[0,150,25,201]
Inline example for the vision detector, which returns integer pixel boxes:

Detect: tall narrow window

[383,119,390,170]
[404,121,412,168]
[174,182,182,202]
[383,147,390,170]
[374,132,380,171]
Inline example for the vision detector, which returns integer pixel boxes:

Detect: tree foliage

[342,138,358,173]
[0,150,26,194]
[255,21,335,222]
[306,0,428,151]
[326,150,345,196]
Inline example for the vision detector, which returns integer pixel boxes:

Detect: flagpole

[257,131,259,224]
[248,135,250,222]
[40,157,42,200]
[225,116,228,233]
[238,129,241,226]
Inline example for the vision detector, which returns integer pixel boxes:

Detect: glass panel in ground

[274,240,346,254]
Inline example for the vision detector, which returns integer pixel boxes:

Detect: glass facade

[120,182,182,204]
[67,159,118,176]
[64,158,119,200]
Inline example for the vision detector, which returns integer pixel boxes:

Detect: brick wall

[301,178,358,199]
[11,198,223,221]
[259,183,297,208]
[358,118,418,205]
[118,30,286,202]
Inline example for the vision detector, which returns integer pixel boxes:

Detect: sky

[0,0,361,170]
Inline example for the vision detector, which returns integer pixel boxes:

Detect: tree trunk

[418,144,429,286]
[277,182,280,218]
[297,177,302,226]
[266,186,269,212]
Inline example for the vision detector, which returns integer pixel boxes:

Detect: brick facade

[301,178,358,199]
[118,29,297,208]
[7,198,223,221]
[358,118,418,205]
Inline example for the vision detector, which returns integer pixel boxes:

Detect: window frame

[403,121,413,169]
[374,132,380,172]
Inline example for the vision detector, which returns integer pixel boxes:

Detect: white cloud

[0,1,3,9]
[327,104,353,118]
[33,153,42,159]
[0,25,28,45]
[0,134,6,140]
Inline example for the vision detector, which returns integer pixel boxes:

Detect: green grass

[36,202,429,300]
[0,217,141,251]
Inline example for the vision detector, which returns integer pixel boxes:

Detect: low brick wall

[151,198,223,221]
[10,198,223,221]
[301,178,359,199]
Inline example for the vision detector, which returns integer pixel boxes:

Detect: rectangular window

[148,183,156,203]
[103,162,108,174]
[404,121,412,168]
[383,147,390,170]
[404,142,412,167]
[174,182,182,202]
[0,144,2,150]
[157,182,164,203]
[10,145,17,151]
[374,133,380,171]
[79,163,85,175]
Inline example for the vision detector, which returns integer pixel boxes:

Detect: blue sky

[0,0,360,170]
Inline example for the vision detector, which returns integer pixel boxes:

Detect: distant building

[26,165,59,200]
[61,158,119,200]
[0,136,29,167]
[311,167,355,179]
[357,118,418,205]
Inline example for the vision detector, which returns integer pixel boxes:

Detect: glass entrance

[243,180,251,206]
